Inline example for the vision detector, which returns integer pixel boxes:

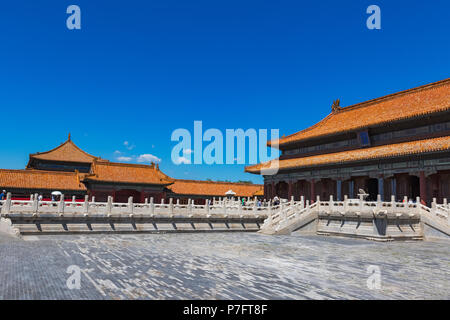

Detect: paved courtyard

[0,232,449,299]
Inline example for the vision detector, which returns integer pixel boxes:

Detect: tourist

[273,195,280,206]
[38,194,43,201]
[0,190,5,200]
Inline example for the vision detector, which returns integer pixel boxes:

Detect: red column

[419,171,426,204]
[310,179,315,202]
[271,183,276,198]
[288,181,293,200]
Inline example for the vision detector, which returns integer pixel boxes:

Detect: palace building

[0,135,262,203]
[245,78,450,205]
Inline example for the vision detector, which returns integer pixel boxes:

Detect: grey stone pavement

[0,232,449,300]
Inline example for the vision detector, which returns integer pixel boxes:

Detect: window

[358,131,371,147]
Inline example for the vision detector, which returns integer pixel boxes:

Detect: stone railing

[0,193,272,218]
[260,194,450,236]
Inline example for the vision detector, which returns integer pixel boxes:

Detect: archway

[275,181,289,200]
[367,178,378,201]
[115,189,141,203]
[409,176,420,200]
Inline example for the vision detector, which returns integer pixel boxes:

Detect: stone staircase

[259,195,450,241]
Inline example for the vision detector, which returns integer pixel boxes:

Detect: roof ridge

[174,179,263,186]
[0,169,79,175]
[94,160,159,169]
[271,78,450,147]
[29,137,98,159]
[336,78,450,113]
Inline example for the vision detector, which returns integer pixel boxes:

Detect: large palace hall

[246,78,450,205]
[0,136,263,203]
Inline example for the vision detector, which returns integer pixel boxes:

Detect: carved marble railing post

[344,195,348,211]
[91,196,95,203]
[416,196,421,214]
[128,196,134,215]
[32,193,39,214]
[223,199,227,216]
[83,195,89,214]
[3,193,12,214]
[149,197,154,215]
[188,199,192,215]
[391,195,396,214]
[106,196,113,215]
[58,194,65,214]
[316,196,320,211]
[300,196,304,209]
[432,198,437,210]
[206,199,210,215]
[169,198,174,215]
[376,194,381,210]
[267,200,272,223]
[238,199,242,215]
[329,195,334,214]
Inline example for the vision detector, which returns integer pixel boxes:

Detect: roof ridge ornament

[68,132,71,141]
[331,99,342,112]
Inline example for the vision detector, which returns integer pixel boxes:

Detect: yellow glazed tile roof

[271,78,450,148]
[247,136,450,174]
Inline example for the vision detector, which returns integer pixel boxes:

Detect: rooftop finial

[68,132,71,141]
[331,99,341,112]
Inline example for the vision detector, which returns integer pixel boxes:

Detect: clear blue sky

[0,0,449,183]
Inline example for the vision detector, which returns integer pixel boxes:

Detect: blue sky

[0,0,449,183]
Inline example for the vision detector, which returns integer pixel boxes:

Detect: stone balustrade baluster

[128,197,134,215]
[391,195,396,214]
[205,199,210,215]
[169,198,174,215]
[106,196,112,215]
[58,194,65,214]
[149,197,154,215]
[33,193,39,214]
[329,195,334,214]
[83,195,89,214]
[3,193,12,215]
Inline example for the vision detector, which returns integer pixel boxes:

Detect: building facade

[0,135,263,203]
[246,78,450,205]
